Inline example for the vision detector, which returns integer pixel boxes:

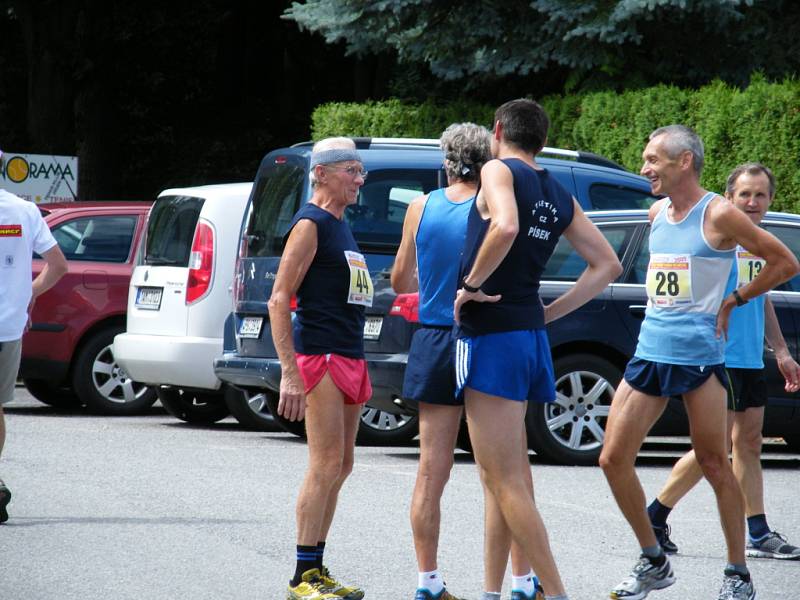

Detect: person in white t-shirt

[0,150,68,524]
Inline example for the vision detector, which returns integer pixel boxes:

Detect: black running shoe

[0,479,10,524]
[653,523,678,554]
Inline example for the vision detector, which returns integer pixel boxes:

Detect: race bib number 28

[646,253,693,306]
[345,250,373,307]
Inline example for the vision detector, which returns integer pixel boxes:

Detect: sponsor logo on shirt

[0,224,22,237]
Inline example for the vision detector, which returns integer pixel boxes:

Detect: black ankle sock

[316,541,326,571]
[746,514,770,540]
[647,498,672,528]
[291,545,318,586]
[645,552,666,567]
[725,565,750,583]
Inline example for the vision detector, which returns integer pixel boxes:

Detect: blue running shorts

[624,357,728,397]
[403,325,461,406]
[726,367,767,412]
[454,329,555,403]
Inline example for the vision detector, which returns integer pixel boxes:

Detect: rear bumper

[18,358,70,385]
[213,351,412,414]
[113,332,222,390]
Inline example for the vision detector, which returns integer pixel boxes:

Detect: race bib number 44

[646,253,693,306]
[736,249,764,287]
[345,250,373,307]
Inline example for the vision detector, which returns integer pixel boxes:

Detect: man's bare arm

[390,195,425,294]
[764,296,800,392]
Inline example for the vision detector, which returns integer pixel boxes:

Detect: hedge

[311,75,800,212]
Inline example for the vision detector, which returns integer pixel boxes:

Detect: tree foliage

[286,0,800,88]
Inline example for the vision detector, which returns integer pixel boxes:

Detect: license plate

[135,286,163,310]
[239,316,263,339]
[363,316,383,340]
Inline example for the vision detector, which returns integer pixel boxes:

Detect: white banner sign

[0,152,78,204]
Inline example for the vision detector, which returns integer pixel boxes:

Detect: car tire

[71,326,157,415]
[22,378,82,408]
[224,386,276,431]
[356,407,418,446]
[156,388,229,424]
[265,393,307,438]
[455,418,472,453]
[526,353,621,466]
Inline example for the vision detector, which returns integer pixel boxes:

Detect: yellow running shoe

[287,568,340,600]
[318,566,365,600]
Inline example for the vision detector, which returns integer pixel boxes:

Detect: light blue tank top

[635,193,735,365]
[416,188,474,326]
[724,246,766,369]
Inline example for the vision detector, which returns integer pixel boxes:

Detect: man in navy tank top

[646,163,800,560]
[453,99,623,600]
[599,127,799,600]
[393,123,539,600]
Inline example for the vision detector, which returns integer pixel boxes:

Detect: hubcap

[360,407,413,431]
[91,343,150,405]
[547,370,614,452]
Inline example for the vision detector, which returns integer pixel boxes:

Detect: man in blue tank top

[600,127,800,600]
[646,163,800,560]
[394,123,539,600]
[453,99,623,600]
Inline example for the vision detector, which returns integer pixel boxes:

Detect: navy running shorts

[403,325,461,406]
[726,367,767,412]
[624,356,728,398]
[454,329,555,403]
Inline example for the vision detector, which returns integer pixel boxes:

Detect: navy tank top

[457,159,574,336]
[284,203,368,358]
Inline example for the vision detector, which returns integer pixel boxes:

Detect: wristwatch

[461,277,481,293]
[732,288,748,307]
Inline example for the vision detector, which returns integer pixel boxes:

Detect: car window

[246,162,306,258]
[765,224,800,292]
[344,168,440,248]
[145,195,204,266]
[542,224,635,281]
[590,184,658,210]
[51,215,136,263]
[626,225,651,284]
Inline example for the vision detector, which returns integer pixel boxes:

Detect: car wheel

[455,418,472,453]
[71,326,157,415]
[356,407,418,446]
[22,378,82,408]
[224,386,276,431]
[783,435,800,452]
[156,388,229,424]
[265,393,307,438]
[526,353,621,466]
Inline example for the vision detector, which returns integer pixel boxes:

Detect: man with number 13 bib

[599,126,799,600]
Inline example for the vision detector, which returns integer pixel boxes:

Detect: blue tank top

[285,203,367,358]
[416,188,474,326]
[724,246,766,369]
[457,159,574,336]
[635,193,735,365]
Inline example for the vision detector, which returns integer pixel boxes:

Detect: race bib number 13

[646,253,693,306]
[345,250,373,307]
[736,249,764,287]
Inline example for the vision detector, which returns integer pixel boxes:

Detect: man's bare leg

[599,379,668,548]
[411,402,462,572]
[683,376,746,566]
[466,388,565,596]
[731,407,765,518]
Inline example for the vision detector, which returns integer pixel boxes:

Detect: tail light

[390,293,419,323]
[186,219,214,304]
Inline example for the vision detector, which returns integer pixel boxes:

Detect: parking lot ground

[1,389,798,600]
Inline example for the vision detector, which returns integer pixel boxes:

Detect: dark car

[19,201,156,415]
[213,138,659,444]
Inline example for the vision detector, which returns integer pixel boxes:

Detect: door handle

[629,305,646,318]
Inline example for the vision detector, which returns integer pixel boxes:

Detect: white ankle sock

[512,571,536,595]
[418,570,444,594]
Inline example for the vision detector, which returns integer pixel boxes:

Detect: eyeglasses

[325,165,368,179]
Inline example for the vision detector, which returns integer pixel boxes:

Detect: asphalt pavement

[1,389,798,600]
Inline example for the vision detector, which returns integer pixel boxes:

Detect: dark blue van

[213,138,659,447]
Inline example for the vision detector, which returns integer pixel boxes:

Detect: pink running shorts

[295,353,372,405]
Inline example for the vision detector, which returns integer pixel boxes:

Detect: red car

[19,201,156,415]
